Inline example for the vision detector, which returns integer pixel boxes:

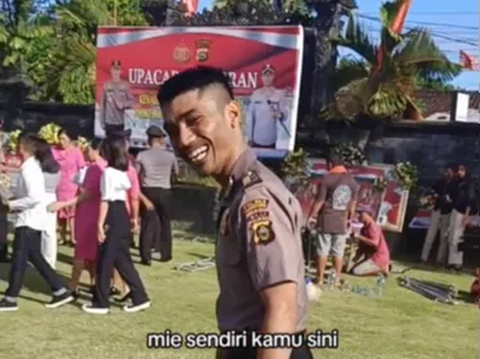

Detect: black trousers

[93,201,148,308]
[0,209,8,261]
[216,346,314,359]
[104,123,124,137]
[5,226,66,298]
[139,187,172,262]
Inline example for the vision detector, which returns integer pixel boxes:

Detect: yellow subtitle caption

[146,329,339,349]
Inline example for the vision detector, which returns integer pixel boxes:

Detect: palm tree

[324,1,461,121]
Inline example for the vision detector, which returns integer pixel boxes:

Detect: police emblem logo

[173,43,190,63]
[195,39,211,62]
[250,220,275,245]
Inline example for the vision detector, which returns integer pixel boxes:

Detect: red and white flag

[459,50,478,71]
[180,0,199,15]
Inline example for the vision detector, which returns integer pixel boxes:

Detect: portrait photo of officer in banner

[246,64,293,153]
[98,59,135,137]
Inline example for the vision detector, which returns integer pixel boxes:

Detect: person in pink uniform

[49,139,105,294]
[52,129,86,246]
[350,205,391,276]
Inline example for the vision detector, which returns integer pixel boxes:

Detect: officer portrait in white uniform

[247,64,289,149]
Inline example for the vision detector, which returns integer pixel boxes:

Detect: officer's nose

[177,124,196,152]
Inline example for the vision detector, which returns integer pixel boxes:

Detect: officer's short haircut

[157,66,234,106]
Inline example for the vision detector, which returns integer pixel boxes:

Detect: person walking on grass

[0,133,74,312]
[82,136,149,315]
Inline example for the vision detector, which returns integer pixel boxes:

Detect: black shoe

[45,291,75,309]
[114,291,132,303]
[0,299,18,312]
[110,287,121,296]
[159,257,172,263]
[141,260,152,266]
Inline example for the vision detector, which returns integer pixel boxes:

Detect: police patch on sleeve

[241,199,269,217]
[250,220,275,245]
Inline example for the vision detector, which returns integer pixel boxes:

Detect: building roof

[415,89,479,118]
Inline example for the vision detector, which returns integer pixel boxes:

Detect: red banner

[288,159,410,233]
[95,26,304,158]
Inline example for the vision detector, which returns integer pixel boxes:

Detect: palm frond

[331,57,370,92]
[339,13,378,64]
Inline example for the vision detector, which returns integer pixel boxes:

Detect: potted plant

[394,162,419,191]
[3,130,23,169]
[331,142,367,168]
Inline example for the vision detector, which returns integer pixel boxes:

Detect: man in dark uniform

[100,60,135,137]
[136,125,178,264]
[158,66,312,359]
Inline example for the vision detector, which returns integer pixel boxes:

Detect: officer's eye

[185,116,201,127]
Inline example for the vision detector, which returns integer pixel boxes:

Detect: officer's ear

[225,100,241,129]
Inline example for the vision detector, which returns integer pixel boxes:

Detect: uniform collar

[222,148,257,200]
[230,148,257,183]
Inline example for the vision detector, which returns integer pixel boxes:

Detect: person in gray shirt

[136,125,178,264]
[34,138,61,269]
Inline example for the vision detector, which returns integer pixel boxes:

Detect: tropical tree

[324,1,461,121]
[43,0,147,104]
[0,0,53,85]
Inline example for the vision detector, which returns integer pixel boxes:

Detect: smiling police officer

[157,67,312,359]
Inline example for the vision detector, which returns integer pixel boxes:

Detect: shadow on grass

[392,253,477,276]
[0,263,72,299]
[186,252,212,260]
[457,290,476,305]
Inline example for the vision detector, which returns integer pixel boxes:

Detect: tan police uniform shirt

[100,80,134,127]
[215,148,308,333]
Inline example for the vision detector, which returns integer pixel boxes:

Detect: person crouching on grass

[349,205,391,276]
[82,136,150,314]
[0,133,74,312]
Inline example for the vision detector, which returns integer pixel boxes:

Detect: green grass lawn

[0,230,478,359]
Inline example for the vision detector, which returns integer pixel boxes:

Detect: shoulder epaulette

[242,171,263,189]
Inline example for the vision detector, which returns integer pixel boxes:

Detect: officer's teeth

[189,146,208,162]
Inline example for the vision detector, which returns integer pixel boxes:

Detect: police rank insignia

[195,39,211,62]
[250,220,275,245]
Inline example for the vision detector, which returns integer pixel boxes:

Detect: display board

[95,26,305,158]
[287,159,410,233]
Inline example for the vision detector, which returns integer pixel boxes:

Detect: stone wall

[366,121,479,183]
[0,102,94,137]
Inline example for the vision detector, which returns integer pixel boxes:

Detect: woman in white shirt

[34,138,61,269]
[82,136,150,315]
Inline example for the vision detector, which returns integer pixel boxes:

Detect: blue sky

[196,0,478,90]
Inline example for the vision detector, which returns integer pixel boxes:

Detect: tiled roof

[415,89,479,118]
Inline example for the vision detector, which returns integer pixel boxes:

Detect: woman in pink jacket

[52,129,86,246]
